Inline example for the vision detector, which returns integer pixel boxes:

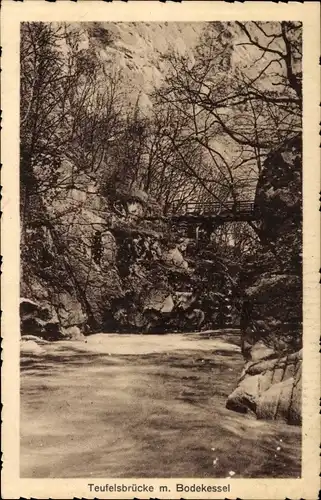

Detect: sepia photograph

[1,2,321,498]
[18,19,305,480]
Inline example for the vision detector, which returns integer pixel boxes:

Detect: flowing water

[20,331,301,478]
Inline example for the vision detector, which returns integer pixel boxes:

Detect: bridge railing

[171,201,258,217]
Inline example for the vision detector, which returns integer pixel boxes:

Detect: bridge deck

[147,201,260,224]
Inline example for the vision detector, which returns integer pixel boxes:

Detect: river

[20,331,301,478]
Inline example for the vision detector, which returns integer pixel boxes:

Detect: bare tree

[20,22,123,224]
[149,21,301,231]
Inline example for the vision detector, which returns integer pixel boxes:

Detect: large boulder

[227,350,302,424]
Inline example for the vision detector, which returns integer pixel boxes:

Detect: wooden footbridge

[145,200,260,240]
[169,201,258,221]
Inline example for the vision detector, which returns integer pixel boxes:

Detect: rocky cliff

[69,22,203,109]
[20,156,238,340]
[226,134,302,424]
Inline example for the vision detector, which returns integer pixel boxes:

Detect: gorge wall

[226,134,302,425]
[20,169,236,340]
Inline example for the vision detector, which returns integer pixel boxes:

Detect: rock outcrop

[20,298,62,341]
[227,134,302,424]
[21,167,236,338]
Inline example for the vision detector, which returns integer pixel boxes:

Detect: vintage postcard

[1,1,320,499]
